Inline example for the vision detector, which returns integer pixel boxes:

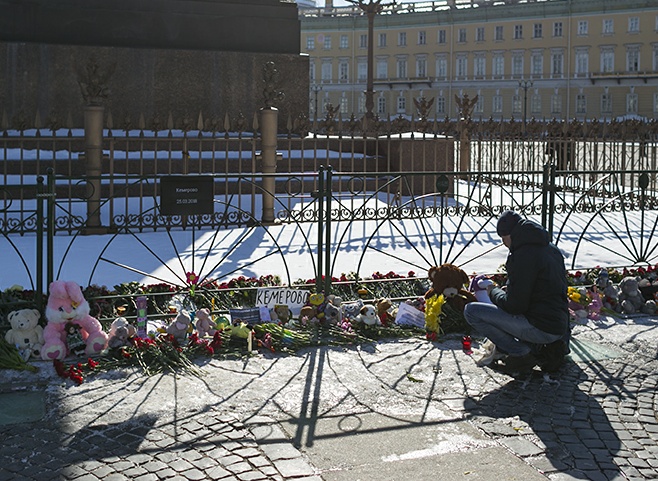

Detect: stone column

[260,107,278,224]
[84,105,104,230]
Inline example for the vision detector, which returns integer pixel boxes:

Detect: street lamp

[518,79,533,134]
[346,0,395,130]
[311,83,323,121]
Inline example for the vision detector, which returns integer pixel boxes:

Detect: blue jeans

[464,302,562,357]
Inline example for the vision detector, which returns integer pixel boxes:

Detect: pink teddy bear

[41,280,108,360]
[194,308,216,338]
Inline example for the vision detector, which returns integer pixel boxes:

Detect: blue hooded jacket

[489,218,569,336]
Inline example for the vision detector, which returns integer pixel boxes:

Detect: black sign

[435,174,450,194]
[160,176,214,216]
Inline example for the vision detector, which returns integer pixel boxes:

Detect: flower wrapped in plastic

[424,294,445,340]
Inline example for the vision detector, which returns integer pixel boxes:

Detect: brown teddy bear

[424,263,477,313]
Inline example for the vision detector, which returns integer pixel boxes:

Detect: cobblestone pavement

[0,317,657,481]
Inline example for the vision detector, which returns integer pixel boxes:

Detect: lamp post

[518,79,533,134]
[347,0,395,130]
[311,83,322,121]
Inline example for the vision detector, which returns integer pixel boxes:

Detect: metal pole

[36,175,44,311]
[47,168,55,287]
[316,166,325,292]
[324,166,333,295]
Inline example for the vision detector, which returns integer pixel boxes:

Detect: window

[531,93,541,114]
[551,50,564,77]
[627,46,640,72]
[577,20,588,36]
[654,46,658,70]
[438,29,446,44]
[324,35,332,49]
[306,36,315,50]
[575,49,589,76]
[654,93,658,114]
[628,17,640,33]
[398,32,407,46]
[533,23,542,38]
[474,95,484,114]
[576,94,587,114]
[456,55,468,78]
[492,95,503,114]
[458,28,467,43]
[603,19,614,35]
[436,96,446,115]
[553,21,563,37]
[626,93,638,113]
[512,53,524,77]
[416,57,427,77]
[309,61,315,82]
[359,34,367,48]
[377,96,386,115]
[379,33,387,47]
[338,61,349,81]
[531,52,543,77]
[321,61,332,82]
[601,48,615,73]
[474,55,486,78]
[358,61,367,81]
[418,31,426,45]
[493,54,504,77]
[551,94,562,114]
[436,56,447,79]
[397,96,406,113]
[377,59,387,79]
[340,35,348,49]
[514,25,523,40]
[495,25,504,41]
[601,93,612,114]
[340,97,348,114]
[358,96,365,114]
[476,27,485,42]
[512,94,522,114]
[396,57,407,78]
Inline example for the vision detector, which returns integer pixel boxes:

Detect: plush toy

[166,310,192,341]
[107,317,136,349]
[468,274,494,304]
[568,286,590,324]
[616,276,651,315]
[324,303,342,324]
[356,304,380,326]
[587,289,603,321]
[425,263,477,312]
[41,280,108,360]
[5,308,44,360]
[269,305,290,325]
[342,299,364,321]
[194,308,217,337]
[375,298,395,326]
[638,278,658,303]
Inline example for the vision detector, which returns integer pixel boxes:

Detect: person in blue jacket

[464,210,570,374]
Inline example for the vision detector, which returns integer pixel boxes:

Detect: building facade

[300,0,658,122]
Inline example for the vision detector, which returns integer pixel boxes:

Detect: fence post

[324,166,333,295]
[35,175,44,311]
[83,104,104,231]
[47,168,55,288]
[315,166,325,293]
[541,162,556,241]
[259,106,277,224]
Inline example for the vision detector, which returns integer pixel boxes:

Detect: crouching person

[464,210,570,375]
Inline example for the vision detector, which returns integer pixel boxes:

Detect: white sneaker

[475,339,506,367]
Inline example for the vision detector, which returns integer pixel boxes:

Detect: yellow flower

[425,294,445,333]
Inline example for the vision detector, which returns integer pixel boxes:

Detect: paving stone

[273,458,315,478]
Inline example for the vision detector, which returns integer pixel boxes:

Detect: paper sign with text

[256,288,310,317]
[394,302,426,329]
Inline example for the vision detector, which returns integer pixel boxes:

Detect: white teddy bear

[5,308,44,360]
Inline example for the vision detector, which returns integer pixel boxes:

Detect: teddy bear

[375,298,396,326]
[424,263,477,313]
[41,280,108,360]
[194,308,216,337]
[166,310,192,341]
[616,276,651,315]
[324,303,342,324]
[107,317,137,349]
[356,304,380,326]
[269,305,290,325]
[5,308,44,360]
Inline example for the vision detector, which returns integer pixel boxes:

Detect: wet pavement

[1,315,657,481]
